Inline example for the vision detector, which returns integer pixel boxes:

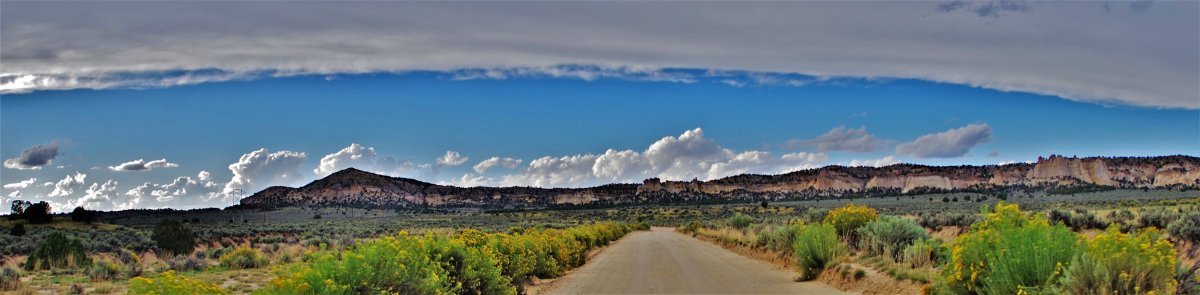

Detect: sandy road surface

[535,227,853,295]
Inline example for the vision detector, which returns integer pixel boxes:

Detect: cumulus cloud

[473,157,523,174]
[848,156,901,167]
[448,173,497,187]
[503,128,830,187]
[3,177,37,189]
[778,152,830,173]
[65,179,119,209]
[502,154,600,187]
[2,2,1195,108]
[153,174,221,202]
[786,126,886,152]
[223,148,307,196]
[48,172,86,197]
[896,123,993,158]
[311,143,433,178]
[314,143,377,176]
[436,150,469,166]
[375,156,419,177]
[4,142,60,170]
[108,158,179,171]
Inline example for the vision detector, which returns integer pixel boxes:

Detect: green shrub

[8,223,25,236]
[1138,209,1180,229]
[129,270,227,294]
[25,231,91,271]
[261,222,635,295]
[1058,227,1178,294]
[943,202,1079,295]
[682,221,701,233]
[729,213,754,229]
[218,246,269,269]
[793,223,846,281]
[88,258,123,281]
[1168,212,1200,242]
[152,220,196,256]
[0,267,19,291]
[857,216,929,261]
[824,204,878,246]
[166,255,206,272]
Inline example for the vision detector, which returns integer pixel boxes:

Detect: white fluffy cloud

[312,143,434,178]
[314,143,377,176]
[896,124,993,158]
[502,154,600,187]
[3,177,37,189]
[48,172,86,197]
[108,158,179,171]
[778,152,830,173]
[2,2,1195,108]
[787,126,885,152]
[223,148,307,196]
[152,174,221,202]
[449,173,497,187]
[437,150,469,166]
[502,128,830,187]
[4,142,60,170]
[64,179,119,209]
[473,157,523,174]
[848,156,901,167]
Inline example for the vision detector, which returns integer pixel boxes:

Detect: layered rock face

[638,155,1200,195]
[239,155,1199,209]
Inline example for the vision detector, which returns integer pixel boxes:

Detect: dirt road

[534,227,853,294]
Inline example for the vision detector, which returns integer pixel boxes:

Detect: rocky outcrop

[239,155,1200,209]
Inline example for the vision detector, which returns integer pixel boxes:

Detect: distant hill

[237,155,1200,209]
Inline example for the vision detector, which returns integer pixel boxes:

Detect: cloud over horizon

[896,123,993,158]
[1,2,1195,108]
[4,142,60,170]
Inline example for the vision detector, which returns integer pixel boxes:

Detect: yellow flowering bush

[129,270,228,295]
[824,204,878,245]
[942,202,1079,295]
[1058,226,1178,294]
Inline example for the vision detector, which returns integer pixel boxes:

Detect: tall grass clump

[793,223,846,281]
[129,270,227,294]
[218,246,270,269]
[857,216,929,261]
[1058,226,1178,294]
[943,202,1079,295]
[756,224,801,253]
[824,204,878,247]
[0,267,19,291]
[902,239,946,269]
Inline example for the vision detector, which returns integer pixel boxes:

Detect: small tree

[70,207,96,223]
[22,202,52,224]
[152,220,196,256]
[760,201,769,209]
[8,200,30,221]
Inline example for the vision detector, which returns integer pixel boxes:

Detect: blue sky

[1,1,1197,210]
